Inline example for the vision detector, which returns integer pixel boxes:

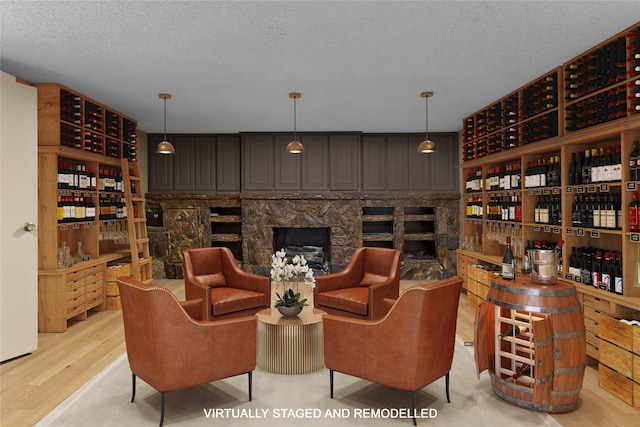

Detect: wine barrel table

[474,275,586,413]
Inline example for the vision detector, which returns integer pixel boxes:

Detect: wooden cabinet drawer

[65,275,85,289]
[84,264,104,276]
[66,269,85,282]
[66,294,85,317]
[85,271,104,286]
[587,329,599,346]
[584,304,607,322]
[86,280,103,293]
[583,293,611,312]
[65,279,85,297]
[85,288,104,309]
[587,341,599,359]
[584,316,599,334]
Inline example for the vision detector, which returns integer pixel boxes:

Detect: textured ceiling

[2,1,640,134]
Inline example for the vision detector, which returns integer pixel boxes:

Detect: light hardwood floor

[1,279,638,426]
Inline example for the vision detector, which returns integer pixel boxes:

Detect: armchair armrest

[180,298,204,320]
[368,278,399,319]
[314,261,363,293]
[184,277,212,320]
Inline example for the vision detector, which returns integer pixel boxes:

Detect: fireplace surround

[146,192,460,281]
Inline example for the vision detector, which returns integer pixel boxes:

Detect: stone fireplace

[146,192,460,281]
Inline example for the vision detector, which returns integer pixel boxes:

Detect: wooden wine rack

[36,83,148,331]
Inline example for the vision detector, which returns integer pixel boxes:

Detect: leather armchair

[117,277,257,426]
[183,247,270,320]
[322,276,463,426]
[314,247,401,320]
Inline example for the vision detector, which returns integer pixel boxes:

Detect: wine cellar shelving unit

[459,22,640,381]
[37,83,149,332]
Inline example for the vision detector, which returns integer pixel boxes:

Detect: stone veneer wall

[146,192,460,281]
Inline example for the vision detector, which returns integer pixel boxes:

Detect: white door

[0,73,38,361]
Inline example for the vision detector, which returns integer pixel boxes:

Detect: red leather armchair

[323,276,463,426]
[117,277,257,426]
[314,247,401,320]
[183,247,270,320]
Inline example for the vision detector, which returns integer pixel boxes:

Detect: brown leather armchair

[323,276,463,426]
[117,277,257,426]
[183,247,270,320]
[314,247,401,320]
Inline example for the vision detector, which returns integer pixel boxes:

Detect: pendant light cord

[293,96,297,141]
[425,95,429,141]
[163,98,168,141]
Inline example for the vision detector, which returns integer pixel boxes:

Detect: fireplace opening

[403,240,436,260]
[273,227,330,274]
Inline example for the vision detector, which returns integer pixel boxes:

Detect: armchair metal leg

[131,373,136,402]
[445,372,450,403]
[248,371,253,401]
[411,391,417,426]
[159,392,165,426]
[330,370,334,399]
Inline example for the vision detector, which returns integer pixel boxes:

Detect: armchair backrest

[183,247,223,276]
[183,247,243,287]
[359,247,401,287]
[118,277,203,390]
[323,276,462,391]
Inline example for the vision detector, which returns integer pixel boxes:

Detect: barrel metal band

[492,385,578,412]
[490,282,577,297]
[554,329,586,340]
[536,336,553,347]
[486,297,582,313]
[554,364,586,375]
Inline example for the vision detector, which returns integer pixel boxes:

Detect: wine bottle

[629,191,640,232]
[499,324,524,339]
[631,141,639,181]
[614,252,623,295]
[501,235,516,280]
[592,250,603,289]
[581,149,591,184]
[512,364,532,380]
[568,152,577,185]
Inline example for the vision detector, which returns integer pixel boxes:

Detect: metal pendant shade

[286,92,304,153]
[156,93,175,154]
[417,91,436,153]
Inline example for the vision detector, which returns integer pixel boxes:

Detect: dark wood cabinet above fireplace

[147,132,458,193]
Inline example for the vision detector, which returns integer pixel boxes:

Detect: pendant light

[156,93,175,154]
[417,91,436,153]
[286,92,304,153]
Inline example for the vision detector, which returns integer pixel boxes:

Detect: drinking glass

[521,251,531,276]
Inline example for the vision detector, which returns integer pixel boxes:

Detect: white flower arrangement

[270,249,316,307]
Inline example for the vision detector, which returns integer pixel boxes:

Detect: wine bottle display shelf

[463,23,640,162]
[39,85,137,162]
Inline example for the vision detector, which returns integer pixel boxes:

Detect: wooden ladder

[121,158,153,284]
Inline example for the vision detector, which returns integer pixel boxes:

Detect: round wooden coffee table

[256,307,326,374]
